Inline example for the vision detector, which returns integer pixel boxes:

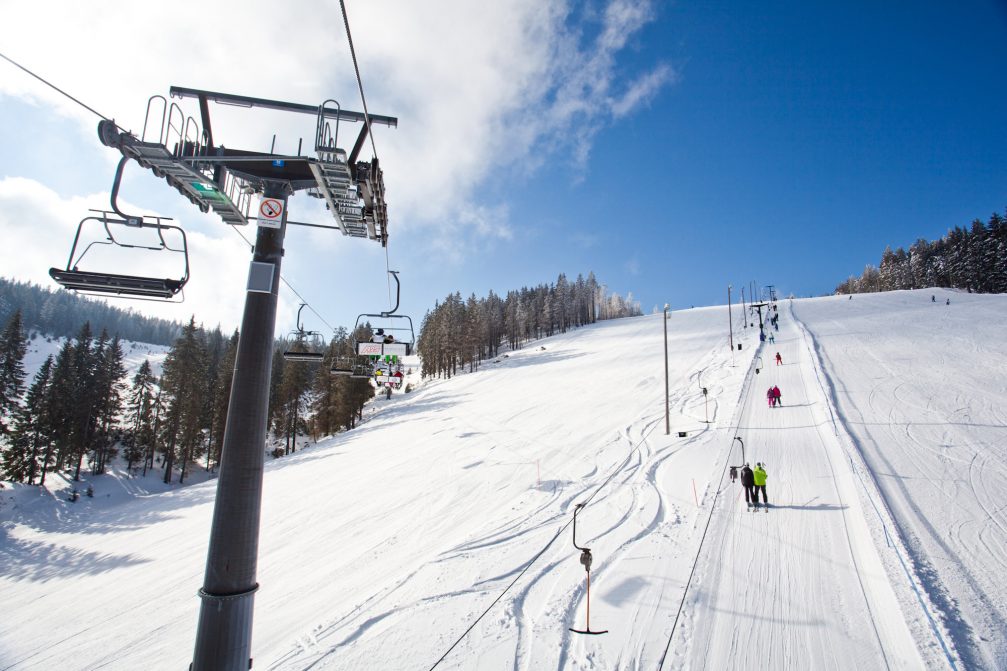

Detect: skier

[932,295,936,302]
[775,352,782,366]
[772,385,782,407]
[741,463,756,509]
[768,332,775,344]
[767,387,776,408]
[371,328,386,344]
[753,462,769,509]
[946,298,950,305]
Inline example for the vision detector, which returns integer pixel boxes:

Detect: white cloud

[0,0,671,236]
[0,0,675,327]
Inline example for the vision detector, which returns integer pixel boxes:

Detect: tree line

[416,272,641,379]
[836,211,1007,295]
[0,311,376,485]
[0,277,184,346]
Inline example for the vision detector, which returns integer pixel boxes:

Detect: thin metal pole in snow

[664,303,670,435]
[728,285,734,355]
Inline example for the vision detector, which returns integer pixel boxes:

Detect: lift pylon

[93,87,397,671]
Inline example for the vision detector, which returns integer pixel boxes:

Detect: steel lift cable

[338,0,380,160]
[337,0,398,313]
[0,50,128,134]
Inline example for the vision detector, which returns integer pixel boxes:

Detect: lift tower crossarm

[169,86,398,127]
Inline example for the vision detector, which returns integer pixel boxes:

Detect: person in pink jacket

[772,385,782,407]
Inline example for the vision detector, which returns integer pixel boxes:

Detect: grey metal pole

[664,303,670,435]
[192,183,289,671]
[741,286,747,328]
[728,285,733,351]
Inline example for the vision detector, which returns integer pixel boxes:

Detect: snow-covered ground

[21,334,170,382]
[1,289,1004,670]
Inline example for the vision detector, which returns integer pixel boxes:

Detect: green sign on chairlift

[191,181,226,201]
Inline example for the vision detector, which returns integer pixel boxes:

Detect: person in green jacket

[753,462,769,508]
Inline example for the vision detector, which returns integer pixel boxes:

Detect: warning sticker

[258,198,285,229]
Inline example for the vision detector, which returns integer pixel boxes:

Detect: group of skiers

[730,462,769,509]
[766,385,782,407]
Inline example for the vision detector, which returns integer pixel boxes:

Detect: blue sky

[1,0,1005,334]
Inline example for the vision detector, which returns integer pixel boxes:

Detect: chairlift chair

[49,157,190,301]
[331,353,373,379]
[330,355,355,376]
[352,270,416,357]
[349,367,372,380]
[283,303,325,362]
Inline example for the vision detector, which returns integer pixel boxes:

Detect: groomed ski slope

[792,290,1007,669]
[1,290,1004,670]
[670,302,922,670]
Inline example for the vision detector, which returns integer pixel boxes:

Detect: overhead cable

[0,50,127,134]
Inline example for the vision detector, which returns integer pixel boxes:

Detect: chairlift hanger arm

[382,270,401,316]
[110,157,143,226]
[169,86,398,127]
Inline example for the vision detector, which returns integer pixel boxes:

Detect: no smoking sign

[257,197,285,229]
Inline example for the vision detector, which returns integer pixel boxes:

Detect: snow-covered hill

[1,289,1004,670]
[21,334,170,382]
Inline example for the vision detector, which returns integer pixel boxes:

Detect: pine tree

[67,322,97,481]
[207,331,239,471]
[0,309,28,440]
[44,340,76,481]
[124,360,157,473]
[90,334,127,475]
[3,356,54,483]
[159,317,209,483]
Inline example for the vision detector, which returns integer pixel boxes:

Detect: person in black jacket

[741,463,756,509]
